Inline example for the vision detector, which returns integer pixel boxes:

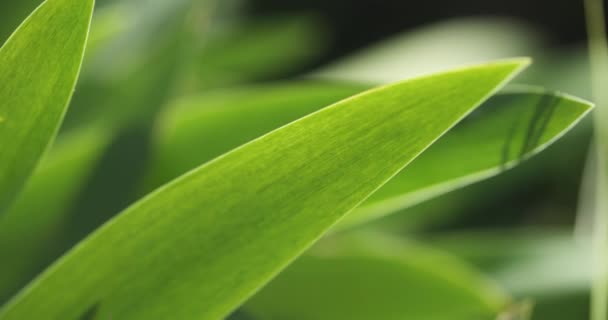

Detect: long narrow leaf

[144,84,592,229]
[0,0,94,212]
[0,60,527,319]
[343,87,592,228]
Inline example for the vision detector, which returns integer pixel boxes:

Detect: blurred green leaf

[0,0,94,213]
[428,229,591,320]
[55,0,216,249]
[344,87,592,228]
[64,0,206,131]
[0,1,42,45]
[83,5,129,63]
[84,0,198,82]
[241,232,508,320]
[0,60,526,319]
[145,83,591,230]
[583,0,608,318]
[188,15,328,91]
[316,17,542,83]
[0,127,110,304]
[68,4,324,130]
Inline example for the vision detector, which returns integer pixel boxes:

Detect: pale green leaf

[241,233,509,320]
[343,87,592,228]
[429,229,591,320]
[429,229,591,297]
[144,84,592,229]
[315,17,542,83]
[0,60,527,319]
[0,0,95,212]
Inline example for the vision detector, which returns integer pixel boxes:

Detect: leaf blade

[0,59,527,319]
[145,84,592,230]
[0,0,95,212]
[342,87,593,228]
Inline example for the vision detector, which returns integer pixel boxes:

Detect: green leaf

[241,232,509,320]
[144,84,592,229]
[0,127,110,304]
[342,86,592,228]
[0,0,95,212]
[0,59,527,319]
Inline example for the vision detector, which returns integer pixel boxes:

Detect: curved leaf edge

[0,58,530,317]
[341,87,593,229]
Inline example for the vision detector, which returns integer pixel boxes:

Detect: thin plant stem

[584,0,608,319]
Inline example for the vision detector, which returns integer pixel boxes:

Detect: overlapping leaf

[144,84,592,229]
[343,87,592,228]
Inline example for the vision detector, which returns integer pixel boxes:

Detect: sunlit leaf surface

[145,84,592,229]
[0,0,94,212]
[0,60,526,319]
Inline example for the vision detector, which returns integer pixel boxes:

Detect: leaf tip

[493,56,532,75]
[475,57,532,92]
[563,93,595,112]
